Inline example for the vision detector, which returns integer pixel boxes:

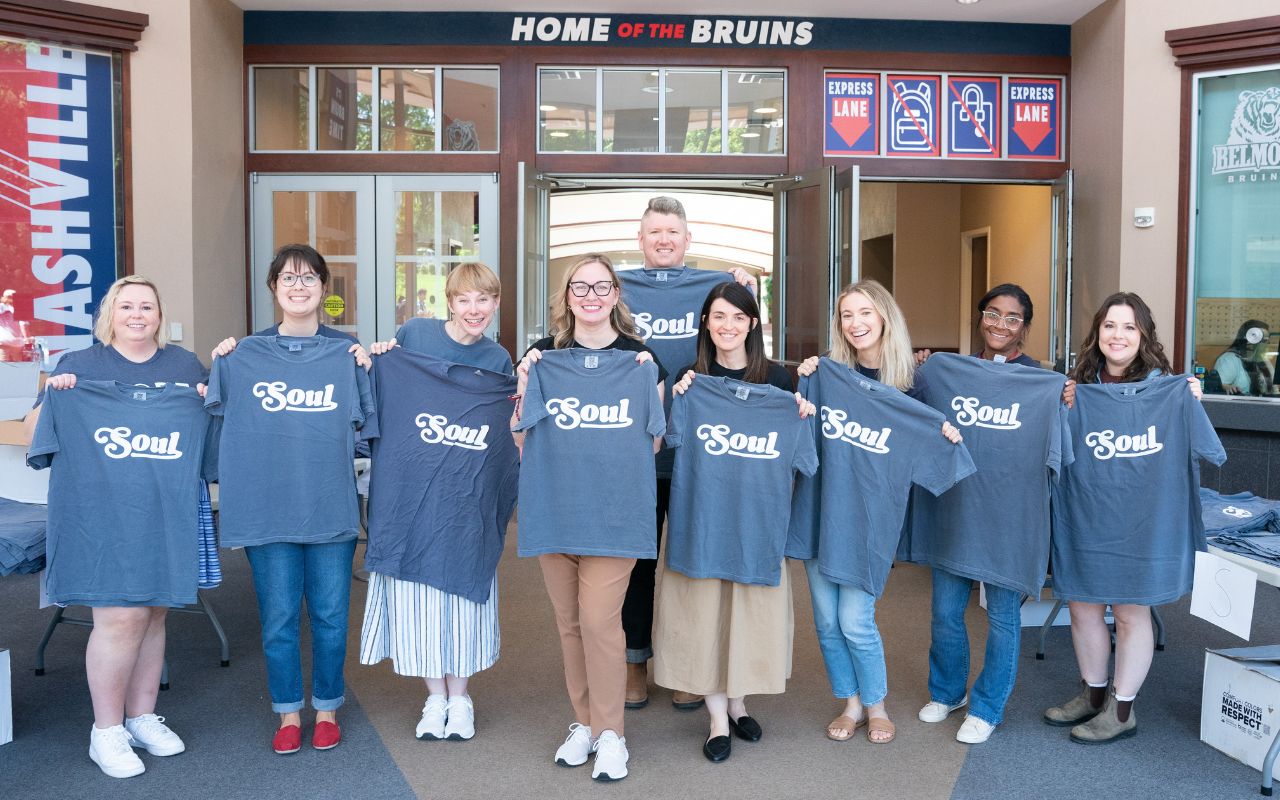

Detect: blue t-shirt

[899,352,1071,595]
[37,342,208,406]
[205,335,377,547]
[1200,488,1279,536]
[394,317,513,373]
[1051,376,1227,604]
[665,376,817,586]
[618,266,733,476]
[788,358,976,597]
[253,323,355,342]
[514,348,665,558]
[364,348,519,603]
[28,381,216,606]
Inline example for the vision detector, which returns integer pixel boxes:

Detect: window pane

[316,68,373,151]
[393,190,481,324]
[603,70,658,153]
[540,69,596,151]
[727,70,785,155]
[1192,67,1280,399]
[442,68,499,151]
[666,70,722,154]
[270,191,360,332]
[380,68,435,151]
[254,67,309,150]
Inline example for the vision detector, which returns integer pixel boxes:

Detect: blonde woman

[795,280,961,744]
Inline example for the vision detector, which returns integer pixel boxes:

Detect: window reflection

[540,69,596,151]
[666,70,722,154]
[443,68,499,151]
[603,70,658,153]
[380,68,435,151]
[728,70,785,155]
[254,67,309,150]
[316,68,373,151]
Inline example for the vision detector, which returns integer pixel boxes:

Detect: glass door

[1048,169,1074,372]
[374,174,499,342]
[250,174,376,342]
[517,163,553,351]
[834,167,861,292]
[772,168,836,363]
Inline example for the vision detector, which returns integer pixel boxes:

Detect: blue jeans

[927,567,1023,726]
[805,561,887,705]
[245,539,357,713]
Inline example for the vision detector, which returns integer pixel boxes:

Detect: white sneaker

[956,714,995,744]
[554,723,594,767]
[444,695,475,741]
[89,724,145,778]
[124,714,185,756]
[918,695,969,723]
[591,729,629,782]
[416,695,447,740]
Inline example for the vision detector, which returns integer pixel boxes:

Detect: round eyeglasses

[568,280,616,298]
[278,273,320,288]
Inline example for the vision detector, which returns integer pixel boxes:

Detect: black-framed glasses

[278,273,320,288]
[980,310,1024,329]
[568,280,615,298]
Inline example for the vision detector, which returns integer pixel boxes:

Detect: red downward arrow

[1012,106,1051,152]
[830,98,871,148]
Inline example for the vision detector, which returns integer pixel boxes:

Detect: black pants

[622,477,670,663]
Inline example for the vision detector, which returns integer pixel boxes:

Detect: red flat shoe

[272,724,301,755]
[312,720,341,751]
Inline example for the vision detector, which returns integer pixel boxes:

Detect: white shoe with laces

[444,695,475,741]
[554,723,594,767]
[89,724,145,778]
[124,713,185,756]
[591,729,629,781]
[416,695,447,740]
[918,695,968,723]
[956,714,996,744]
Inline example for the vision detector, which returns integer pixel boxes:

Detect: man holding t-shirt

[616,196,755,710]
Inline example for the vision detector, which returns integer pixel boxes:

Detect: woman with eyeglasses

[514,253,665,782]
[209,244,370,755]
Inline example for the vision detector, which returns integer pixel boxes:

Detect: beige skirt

[652,563,793,698]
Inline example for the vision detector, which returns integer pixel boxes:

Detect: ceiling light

[539,104,558,112]
[956,0,980,4]
[740,131,760,138]
[548,131,570,138]
[753,106,777,114]
[641,86,673,94]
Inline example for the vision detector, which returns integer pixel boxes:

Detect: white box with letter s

[1200,646,1280,780]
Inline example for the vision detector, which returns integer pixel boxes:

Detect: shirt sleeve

[204,355,228,417]
[913,429,977,496]
[664,389,686,450]
[201,415,221,482]
[353,361,379,438]
[513,358,549,432]
[1214,352,1249,394]
[1048,398,1073,479]
[792,414,819,477]
[1186,387,1227,466]
[642,360,666,438]
[26,387,61,469]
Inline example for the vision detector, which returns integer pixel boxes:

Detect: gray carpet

[2,533,1277,799]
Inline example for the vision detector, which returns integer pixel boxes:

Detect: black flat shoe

[703,734,732,762]
[728,715,763,742]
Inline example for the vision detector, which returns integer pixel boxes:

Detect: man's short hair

[642,196,686,222]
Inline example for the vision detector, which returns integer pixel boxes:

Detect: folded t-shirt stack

[1202,488,1280,568]
[0,496,47,576]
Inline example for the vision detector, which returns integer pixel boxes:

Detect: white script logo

[951,396,1021,430]
[1085,425,1163,460]
[634,311,697,341]
[415,413,489,451]
[696,423,780,459]
[545,397,633,430]
[252,381,338,412]
[820,406,891,454]
[1222,506,1254,519]
[94,427,183,460]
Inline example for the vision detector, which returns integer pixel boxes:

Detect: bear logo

[1228,87,1280,145]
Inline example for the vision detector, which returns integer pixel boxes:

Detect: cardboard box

[1201,646,1280,780]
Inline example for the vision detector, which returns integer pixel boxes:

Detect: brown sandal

[826,714,868,741]
[867,717,896,744]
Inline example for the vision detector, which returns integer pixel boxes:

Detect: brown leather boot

[672,691,705,710]
[625,662,649,709]
[1069,689,1136,744]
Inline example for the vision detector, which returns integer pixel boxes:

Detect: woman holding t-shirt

[210,244,370,755]
[660,281,814,762]
[362,262,513,742]
[1045,292,1202,744]
[23,276,208,778]
[513,253,664,782]
[794,280,961,745]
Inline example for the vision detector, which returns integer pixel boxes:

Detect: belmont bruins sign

[1211,86,1280,182]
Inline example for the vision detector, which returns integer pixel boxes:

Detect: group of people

[23,196,1223,783]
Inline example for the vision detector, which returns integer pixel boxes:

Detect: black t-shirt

[526,334,668,385]
[676,359,793,393]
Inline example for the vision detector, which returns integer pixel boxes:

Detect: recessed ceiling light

[740,131,760,138]
[753,106,777,114]
[641,86,674,94]
[548,131,570,138]
[539,104,558,112]
[956,0,981,4]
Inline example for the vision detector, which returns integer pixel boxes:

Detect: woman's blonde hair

[446,262,501,299]
[829,280,914,391]
[93,275,168,348]
[550,254,640,350]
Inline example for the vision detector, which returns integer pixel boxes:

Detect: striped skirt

[359,571,500,679]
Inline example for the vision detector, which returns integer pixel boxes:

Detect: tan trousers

[538,553,636,737]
